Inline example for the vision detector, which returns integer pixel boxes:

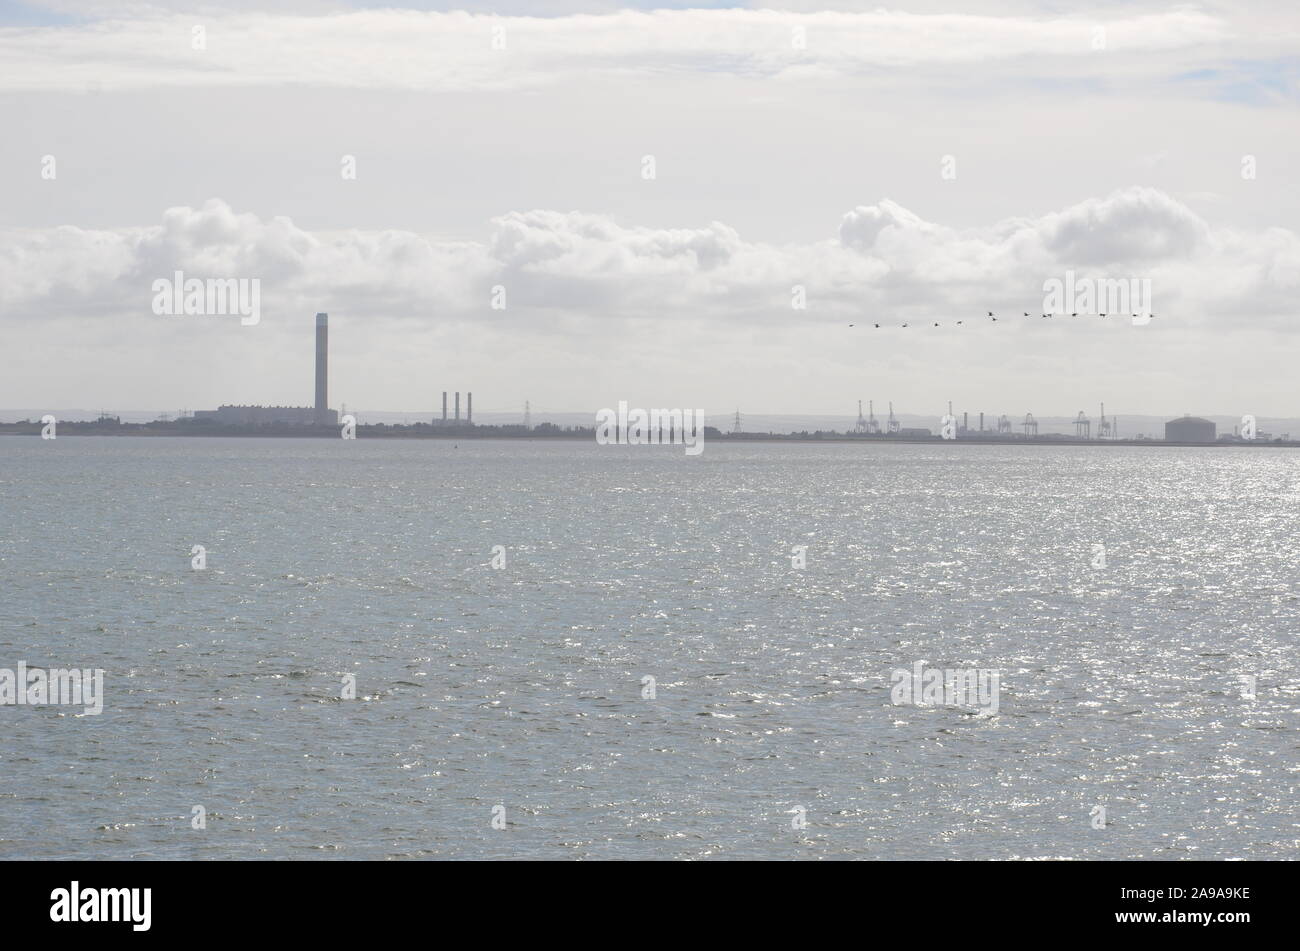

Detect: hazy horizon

[7,408,1295,441]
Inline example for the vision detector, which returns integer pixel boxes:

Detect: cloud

[0,8,1247,93]
[1039,188,1211,265]
[839,200,941,252]
[490,210,744,274]
[2,189,1297,332]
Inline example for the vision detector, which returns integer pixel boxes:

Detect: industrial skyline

[185,314,485,430]
[191,313,338,428]
[59,313,1278,442]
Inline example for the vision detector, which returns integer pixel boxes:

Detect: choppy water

[0,436,1295,860]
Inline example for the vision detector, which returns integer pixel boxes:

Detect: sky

[1,1,1298,424]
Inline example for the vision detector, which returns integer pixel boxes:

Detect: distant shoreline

[1,421,1295,448]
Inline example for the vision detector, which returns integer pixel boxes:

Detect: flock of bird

[849,310,1157,328]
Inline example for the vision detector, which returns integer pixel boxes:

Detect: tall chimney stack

[314,313,328,424]
[467,392,472,424]
[442,392,447,421]
[454,392,460,421]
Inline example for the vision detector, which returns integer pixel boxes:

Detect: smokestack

[454,392,460,421]
[979,412,984,431]
[314,313,328,424]
[442,391,447,421]
[467,392,472,424]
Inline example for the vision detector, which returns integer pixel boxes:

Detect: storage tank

[1164,416,1216,443]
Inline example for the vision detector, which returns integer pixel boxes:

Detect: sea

[0,437,1295,860]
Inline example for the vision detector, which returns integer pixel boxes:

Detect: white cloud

[1038,189,1211,265]
[0,8,1244,93]
[3,189,1296,332]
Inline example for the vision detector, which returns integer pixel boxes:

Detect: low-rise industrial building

[193,405,337,426]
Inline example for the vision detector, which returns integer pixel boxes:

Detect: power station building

[1165,416,1216,443]
[433,391,474,426]
[194,313,338,427]
[194,404,320,425]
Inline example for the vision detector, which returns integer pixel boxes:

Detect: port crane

[1074,411,1091,439]
[1097,403,1114,440]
